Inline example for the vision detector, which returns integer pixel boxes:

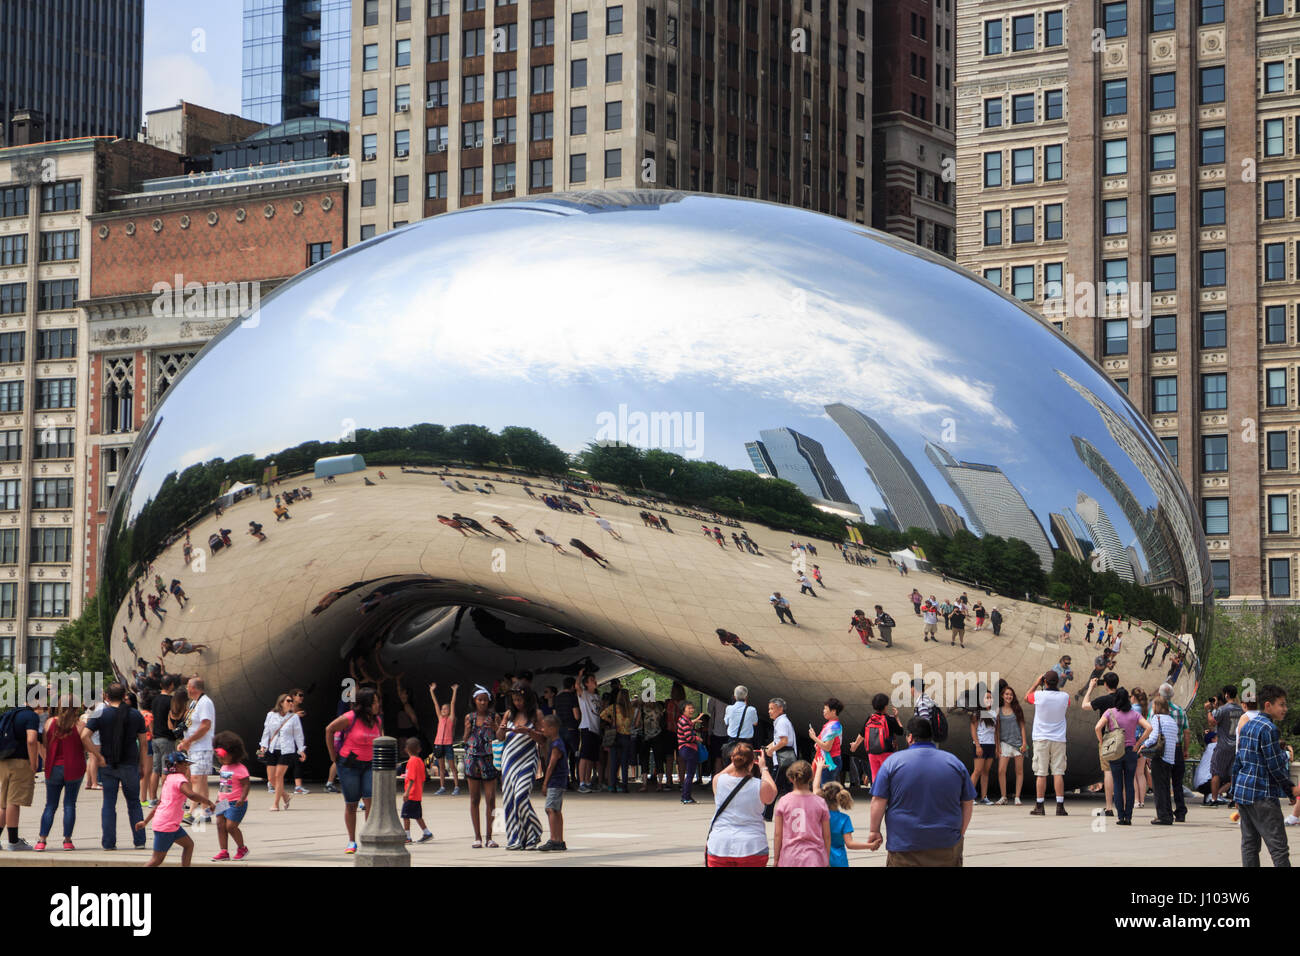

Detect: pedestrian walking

[35,696,97,851]
[1232,684,1297,867]
[137,752,212,867]
[769,591,797,626]
[211,732,251,861]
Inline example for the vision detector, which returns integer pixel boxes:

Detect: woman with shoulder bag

[706,743,777,867]
[324,686,382,855]
[260,694,305,812]
[1094,688,1150,825]
[1146,697,1179,826]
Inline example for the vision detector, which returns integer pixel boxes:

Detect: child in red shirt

[400,738,433,843]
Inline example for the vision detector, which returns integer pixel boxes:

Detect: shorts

[336,759,373,804]
[152,827,188,853]
[152,737,176,775]
[1031,739,1068,777]
[220,803,248,824]
[923,622,937,635]
[401,799,423,820]
[431,744,456,762]
[188,750,214,776]
[1210,742,1235,780]
[578,729,601,762]
[999,741,1022,758]
[976,743,996,759]
[545,788,565,812]
[269,750,300,767]
[0,758,35,807]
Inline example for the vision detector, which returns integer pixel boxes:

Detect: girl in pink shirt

[138,752,214,867]
[212,732,251,861]
[773,760,831,867]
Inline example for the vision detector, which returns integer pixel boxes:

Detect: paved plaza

[0,785,1277,867]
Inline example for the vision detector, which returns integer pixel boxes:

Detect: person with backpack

[35,695,100,851]
[85,682,150,850]
[706,742,777,866]
[849,693,904,787]
[1094,688,1152,826]
[873,605,895,647]
[0,695,43,851]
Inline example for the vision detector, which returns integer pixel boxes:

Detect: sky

[142,0,244,118]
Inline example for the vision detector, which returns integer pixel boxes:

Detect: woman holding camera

[705,743,777,867]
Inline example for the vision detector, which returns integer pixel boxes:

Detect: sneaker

[452,787,460,796]
[577,784,593,794]
[1055,804,1068,816]
[211,850,230,861]
[434,787,447,796]
[324,783,340,794]
[1014,797,1023,806]
[405,836,414,844]
[344,842,358,854]
[1029,804,1045,816]
[294,786,310,795]
[266,784,275,793]
[418,832,434,843]
[1,839,33,851]
[139,799,150,807]
[1103,809,1114,817]
[357,800,365,812]
[1285,815,1300,827]
[536,840,567,852]
[234,846,250,861]
[182,814,195,826]
[62,840,75,851]
[979,797,994,806]
[994,797,1007,806]
[149,800,160,808]
[681,797,697,805]
[33,840,46,852]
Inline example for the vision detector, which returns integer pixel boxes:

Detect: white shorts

[999,741,1021,759]
[188,750,214,776]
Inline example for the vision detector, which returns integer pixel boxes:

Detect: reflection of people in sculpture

[534,530,566,553]
[147,593,167,623]
[796,573,818,597]
[248,521,266,541]
[769,592,797,626]
[437,514,469,536]
[452,513,501,538]
[594,516,621,540]
[659,515,673,533]
[161,638,208,658]
[715,628,755,658]
[569,538,609,568]
[274,504,292,521]
[377,471,386,480]
[849,610,873,645]
[491,515,526,541]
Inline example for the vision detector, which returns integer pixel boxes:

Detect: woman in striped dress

[497,685,544,850]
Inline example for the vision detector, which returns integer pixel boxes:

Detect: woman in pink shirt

[325,686,383,854]
[428,682,460,795]
[773,760,831,867]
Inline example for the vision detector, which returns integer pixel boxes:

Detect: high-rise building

[937,501,967,536]
[0,0,144,146]
[1076,490,1133,583]
[923,440,1053,568]
[346,0,880,242]
[243,0,353,125]
[870,505,899,532]
[825,402,946,534]
[0,135,182,671]
[870,0,955,257]
[1048,511,1085,563]
[747,427,860,519]
[955,1,1290,604]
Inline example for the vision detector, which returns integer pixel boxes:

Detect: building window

[28,582,70,618]
[427,125,449,150]
[1150,73,1175,111]
[1201,127,1225,165]
[1201,249,1227,286]
[36,280,77,311]
[984,98,1002,128]
[1266,304,1288,344]
[1104,319,1129,355]
[0,383,21,413]
[1202,435,1228,473]
[984,19,1003,55]
[1151,315,1176,352]
[1265,243,1287,282]
[361,179,376,207]
[1264,61,1285,95]
[40,182,80,212]
[495,69,518,99]
[1269,494,1290,533]
[571,59,587,88]
[1044,89,1063,120]
[1103,258,1128,293]
[397,0,411,19]
[396,38,411,67]
[32,478,72,510]
[462,166,483,196]
[426,171,448,199]
[33,427,73,460]
[1265,0,1285,14]
[393,175,409,204]
[1267,431,1288,470]
[307,242,331,266]
[606,53,623,83]
[1199,66,1225,104]
[983,152,1002,187]
[1197,187,1225,227]
[529,158,553,189]
[427,79,449,108]
[1104,139,1127,175]
[0,236,24,266]
[1203,497,1228,535]
[1011,206,1034,243]
[35,379,74,410]
[1011,147,1034,184]
[1209,559,1229,597]
[0,333,21,363]
[1044,144,1063,180]
[1200,0,1225,25]
[1104,79,1127,116]
[1150,193,1175,231]
[1268,367,1288,406]
[363,43,378,71]
[572,11,588,40]
[1011,266,1034,301]
[1151,254,1176,292]
[1202,311,1226,349]
[1264,118,1284,157]
[1264,180,1285,219]
[1151,0,1175,31]
[1150,133,1175,170]
[394,130,409,156]
[1011,93,1034,124]
[1202,372,1228,410]
[1104,198,1127,235]
[532,17,554,46]
[493,115,517,143]
[571,105,587,135]
[605,101,622,131]
[1044,204,1063,240]
[604,148,622,178]
[364,0,378,24]
[1152,376,1177,412]
[531,111,553,141]
[362,88,378,116]
[0,529,15,562]
[607,4,623,34]
[1044,9,1063,45]
[983,268,1003,288]
[0,431,18,462]
[395,84,411,111]
[1160,436,1178,466]
[570,153,587,183]
[35,329,75,360]
[359,225,376,240]
[0,187,27,218]
[1044,262,1064,299]
[463,74,485,103]
[1103,2,1127,38]
[983,209,1002,245]
[493,162,517,193]
[533,64,554,92]
[1011,14,1034,51]
[1271,558,1292,596]
[38,230,77,262]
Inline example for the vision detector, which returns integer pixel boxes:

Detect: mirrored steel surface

[101,192,1211,786]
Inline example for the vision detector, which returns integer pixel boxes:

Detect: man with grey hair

[763,697,797,819]
[723,686,758,761]
[1159,682,1190,822]
[177,677,216,825]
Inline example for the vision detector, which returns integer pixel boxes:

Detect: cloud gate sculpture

[100,192,1211,790]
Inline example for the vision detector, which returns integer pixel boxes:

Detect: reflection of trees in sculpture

[1048,552,1181,632]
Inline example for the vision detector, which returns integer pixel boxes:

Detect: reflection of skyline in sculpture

[871,507,899,532]
[1049,512,1087,562]
[1058,370,1205,602]
[923,441,1054,568]
[1072,434,1186,599]
[825,403,946,535]
[1076,490,1134,582]
[744,428,864,521]
[938,503,968,536]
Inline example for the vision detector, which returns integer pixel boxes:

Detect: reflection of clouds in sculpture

[288,220,1013,432]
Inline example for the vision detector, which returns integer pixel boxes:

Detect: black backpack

[0,707,33,760]
[878,612,896,628]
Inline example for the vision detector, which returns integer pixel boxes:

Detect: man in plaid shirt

[1231,684,1298,867]
[1157,683,1190,821]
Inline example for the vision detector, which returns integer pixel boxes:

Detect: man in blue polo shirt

[865,716,974,866]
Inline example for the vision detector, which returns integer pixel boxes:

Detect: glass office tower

[243,0,351,125]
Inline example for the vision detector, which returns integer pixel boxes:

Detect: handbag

[1140,715,1165,759]
[704,774,752,865]
[1098,711,1125,765]
[258,713,295,761]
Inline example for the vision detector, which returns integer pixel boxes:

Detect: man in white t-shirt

[1025,670,1070,817]
[177,676,216,822]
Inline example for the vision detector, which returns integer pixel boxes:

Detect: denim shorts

[336,759,373,804]
[545,788,564,812]
[220,803,247,823]
[152,827,188,853]
[431,744,456,761]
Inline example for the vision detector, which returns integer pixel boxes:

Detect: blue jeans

[100,763,145,849]
[1109,747,1137,822]
[39,766,82,840]
[609,734,632,789]
[678,747,699,800]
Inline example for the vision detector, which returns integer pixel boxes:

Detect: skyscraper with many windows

[243,0,353,124]
[0,0,144,146]
[746,427,862,519]
[956,0,1296,605]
